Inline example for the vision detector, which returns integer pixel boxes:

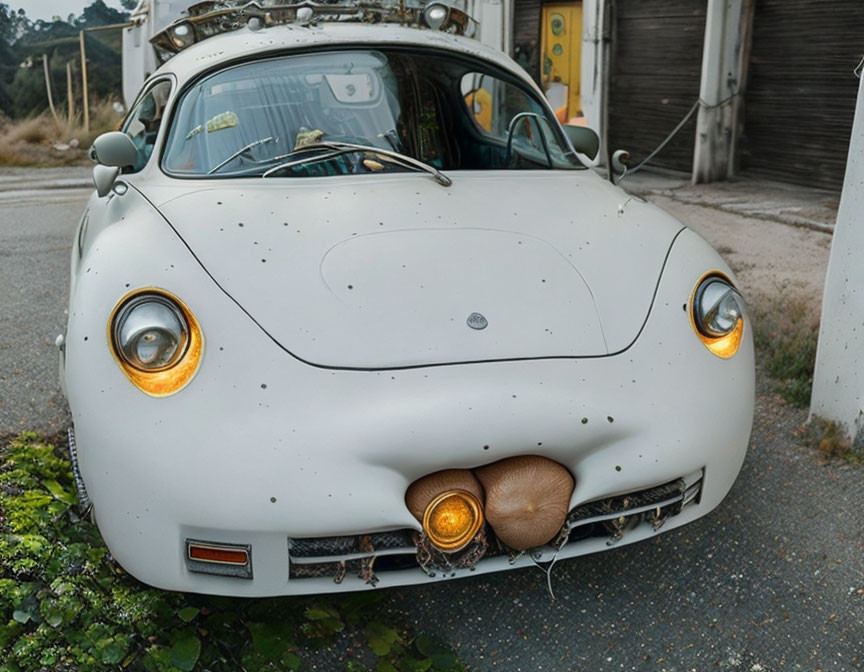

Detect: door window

[123,79,172,173]
[461,73,569,167]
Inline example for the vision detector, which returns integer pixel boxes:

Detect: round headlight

[108,289,203,397]
[690,274,745,359]
[422,490,483,552]
[694,278,743,337]
[114,295,189,371]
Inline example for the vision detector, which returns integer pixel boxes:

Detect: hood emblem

[467,312,488,330]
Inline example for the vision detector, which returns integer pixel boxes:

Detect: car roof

[152,22,539,92]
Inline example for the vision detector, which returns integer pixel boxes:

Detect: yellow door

[541,2,583,125]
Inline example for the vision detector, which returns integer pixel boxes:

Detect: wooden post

[79,31,90,132]
[692,0,750,184]
[66,61,75,122]
[42,53,60,124]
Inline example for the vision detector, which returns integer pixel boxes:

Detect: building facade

[509,0,864,190]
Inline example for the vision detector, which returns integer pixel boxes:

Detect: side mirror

[90,131,137,168]
[609,149,631,184]
[562,125,599,160]
[93,165,120,198]
[611,149,631,174]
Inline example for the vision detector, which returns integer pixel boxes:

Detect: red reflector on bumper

[188,544,249,565]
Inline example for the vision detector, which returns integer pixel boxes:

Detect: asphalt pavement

[371,388,864,671]
[1,169,862,670]
[0,170,91,437]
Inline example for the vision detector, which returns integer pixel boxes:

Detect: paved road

[0,176,91,438]
[372,390,864,671]
[1,171,862,670]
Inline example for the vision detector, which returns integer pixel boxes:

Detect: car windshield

[162,49,583,177]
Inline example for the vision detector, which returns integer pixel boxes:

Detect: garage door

[513,0,543,84]
[607,0,707,174]
[740,0,864,191]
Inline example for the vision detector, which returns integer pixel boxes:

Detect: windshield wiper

[262,141,452,186]
[208,136,276,175]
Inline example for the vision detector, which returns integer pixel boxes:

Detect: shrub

[3,117,52,145]
[0,433,463,672]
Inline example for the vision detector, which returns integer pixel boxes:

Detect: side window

[460,72,575,168]
[461,73,535,140]
[122,80,172,173]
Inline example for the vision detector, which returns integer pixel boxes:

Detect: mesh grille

[567,478,687,525]
[289,530,415,558]
[287,473,703,582]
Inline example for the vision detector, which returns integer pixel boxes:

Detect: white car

[61,0,754,597]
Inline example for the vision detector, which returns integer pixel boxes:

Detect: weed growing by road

[799,416,864,465]
[0,433,463,672]
[752,295,819,407]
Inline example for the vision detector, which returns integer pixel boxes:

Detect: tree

[0,1,127,119]
[76,0,130,28]
[0,2,25,115]
[120,0,140,8]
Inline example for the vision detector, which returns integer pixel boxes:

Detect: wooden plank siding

[740,0,864,191]
[513,0,544,84]
[607,0,707,174]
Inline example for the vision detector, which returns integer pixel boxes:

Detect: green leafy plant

[0,433,464,671]
[752,296,819,407]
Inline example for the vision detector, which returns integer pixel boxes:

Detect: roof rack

[150,0,479,63]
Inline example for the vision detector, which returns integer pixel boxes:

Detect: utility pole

[79,31,90,132]
[810,71,864,448]
[66,61,75,122]
[42,53,60,124]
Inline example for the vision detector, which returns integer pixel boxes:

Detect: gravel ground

[365,372,864,671]
[649,195,832,323]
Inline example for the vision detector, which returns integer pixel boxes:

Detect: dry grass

[0,101,124,167]
[0,145,39,166]
[800,416,863,464]
[752,294,820,407]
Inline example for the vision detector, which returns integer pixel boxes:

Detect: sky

[9,0,129,22]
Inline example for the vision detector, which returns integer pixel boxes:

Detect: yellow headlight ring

[688,271,744,359]
[107,288,204,397]
[422,490,484,552]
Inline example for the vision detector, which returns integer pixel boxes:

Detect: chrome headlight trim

[108,288,204,397]
[689,272,745,359]
[693,277,744,338]
[113,294,190,371]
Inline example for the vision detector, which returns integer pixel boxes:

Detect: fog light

[422,490,483,552]
[171,22,195,49]
[423,3,449,30]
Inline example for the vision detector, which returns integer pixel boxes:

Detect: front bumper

[284,469,704,593]
[64,228,754,596]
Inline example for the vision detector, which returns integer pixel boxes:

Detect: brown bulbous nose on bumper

[405,456,575,552]
[476,456,574,550]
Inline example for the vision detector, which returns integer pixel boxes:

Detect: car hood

[149,171,683,369]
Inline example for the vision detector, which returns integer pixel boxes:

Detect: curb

[626,185,836,236]
[0,179,93,193]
